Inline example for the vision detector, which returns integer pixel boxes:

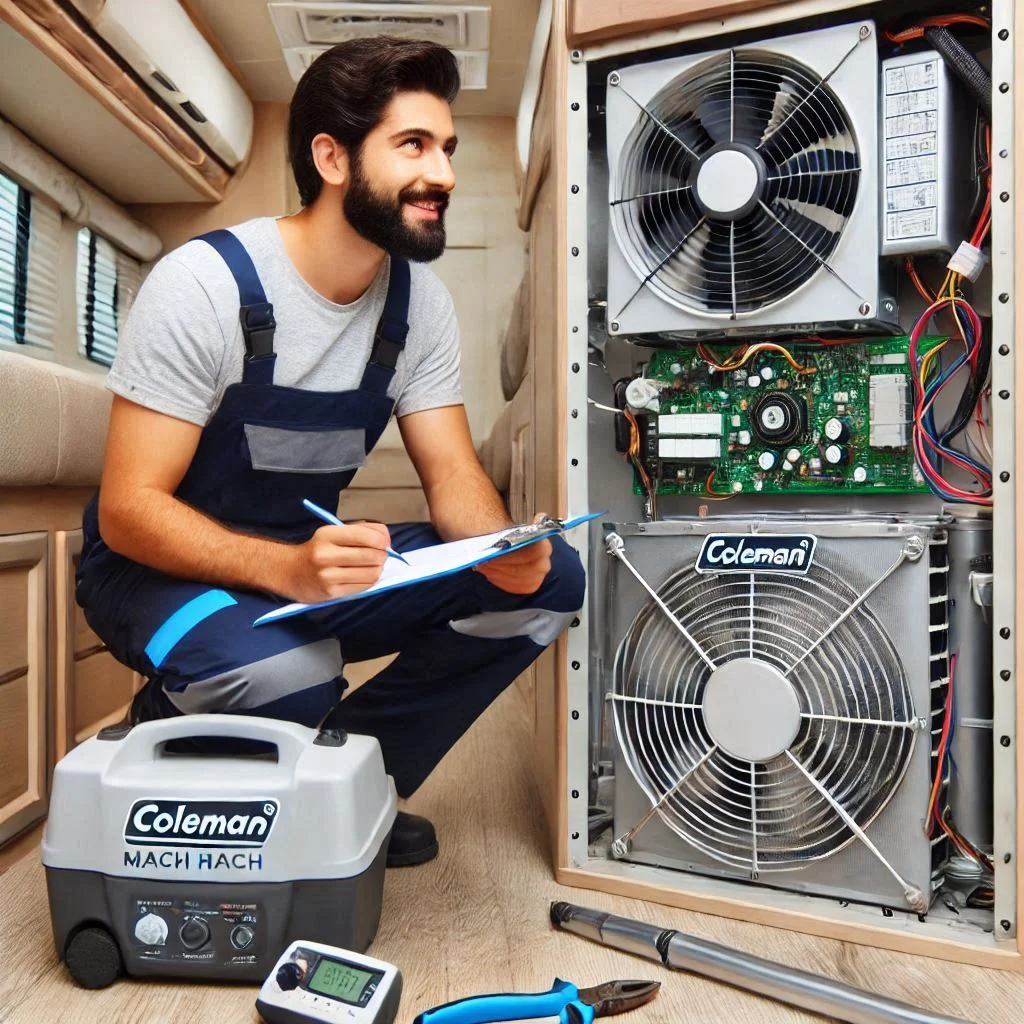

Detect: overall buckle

[240,302,276,360]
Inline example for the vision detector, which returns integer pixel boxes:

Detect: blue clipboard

[253,511,604,627]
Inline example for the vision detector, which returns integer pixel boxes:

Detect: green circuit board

[631,338,943,497]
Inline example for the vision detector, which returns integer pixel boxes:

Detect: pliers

[414,978,661,1024]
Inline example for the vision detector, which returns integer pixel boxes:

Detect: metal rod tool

[549,902,974,1024]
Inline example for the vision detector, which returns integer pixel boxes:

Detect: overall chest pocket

[243,424,367,474]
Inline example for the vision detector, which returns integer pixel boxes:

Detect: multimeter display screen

[308,958,381,1004]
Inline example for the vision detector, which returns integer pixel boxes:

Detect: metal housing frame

[561,0,1019,965]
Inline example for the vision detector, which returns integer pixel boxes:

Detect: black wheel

[64,925,123,989]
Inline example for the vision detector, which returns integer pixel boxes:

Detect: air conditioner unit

[603,517,952,914]
[67,0,254,170]
[268,2,491,89]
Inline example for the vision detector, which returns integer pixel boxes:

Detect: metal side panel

[989,0,1018,943]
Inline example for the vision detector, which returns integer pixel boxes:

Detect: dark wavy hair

[288,36,461,207]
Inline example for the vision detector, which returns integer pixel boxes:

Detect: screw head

[1000,191,1011,202]
[1000,344,1010,355]
[572,325,579,333]
[859,24,871,39]
[571,101,580,111]
[610,320,620,332]
[1005,853,1013,864]
[571,830,580,840]
[571,789,580,799]
[1000,471,1010,482]
[1000,83,1010,93]
[858,302,872,316]
[571,409,578,419]
[999,28,1010,40]
[999,390,1010,400]
[571,184,579,194]
[1001,735,1012,747]
[609,71,620,86]
[1001,920,1012,932]
[1001,669,1011,681]
[882,299,896,313]
[1001,149,1009,158]
[571,50,583,63]
[572,362,580,373]
[571,246,579,257]
[1000,627,1011,639]
[571,660,581,670]
[999,293,1010,303]
[571,710,580,720]
[571,617,580,627]
[571,458,579,467]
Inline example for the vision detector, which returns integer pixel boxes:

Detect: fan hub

[702,658,802,762]
[693,144,766,221]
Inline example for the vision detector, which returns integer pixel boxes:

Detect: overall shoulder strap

[360,256,411,395]
[197,228,276,386]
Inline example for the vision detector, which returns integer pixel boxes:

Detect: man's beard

[343,160,449,263]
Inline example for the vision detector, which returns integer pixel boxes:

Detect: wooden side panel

[0,533,47,847]
[568,0,792,45]
[0,675,29,809]
[54,530,139,762]
[525,0,570,866]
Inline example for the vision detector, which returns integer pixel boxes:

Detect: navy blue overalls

[76,229,586,797]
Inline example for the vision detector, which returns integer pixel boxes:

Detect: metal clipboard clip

[491,515,565,551]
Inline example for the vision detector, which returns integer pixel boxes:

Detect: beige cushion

[0,351,111,486]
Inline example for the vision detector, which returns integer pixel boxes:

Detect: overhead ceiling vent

[268,2,491,89]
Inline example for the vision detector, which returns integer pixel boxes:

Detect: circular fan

[612,561,916,871]
[611,49,861,317]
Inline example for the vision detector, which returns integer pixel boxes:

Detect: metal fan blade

[730,66,788,147]
[766,200,840,252]
[757,34,865,153]
[755,200,868,304]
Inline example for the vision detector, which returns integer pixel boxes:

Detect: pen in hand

[301,498,409,565]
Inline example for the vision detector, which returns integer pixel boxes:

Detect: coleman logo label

[696,535,817,575]
[124,799,279,849]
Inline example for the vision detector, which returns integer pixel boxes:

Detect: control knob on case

[179,916,211,950]
[231,924,255,950]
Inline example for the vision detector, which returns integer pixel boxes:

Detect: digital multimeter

[256,940,402,1024]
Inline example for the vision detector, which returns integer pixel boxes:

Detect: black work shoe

[386,811,439,867]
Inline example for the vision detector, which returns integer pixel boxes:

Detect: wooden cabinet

[54,530,141,762]
[0,533,48,847]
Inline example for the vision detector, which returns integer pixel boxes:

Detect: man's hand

[285,522,392,603]
[475,538,552,595]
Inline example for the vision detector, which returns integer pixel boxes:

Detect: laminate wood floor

[1,679,1021,1024]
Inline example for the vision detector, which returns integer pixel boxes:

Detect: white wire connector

[946,241,988,283]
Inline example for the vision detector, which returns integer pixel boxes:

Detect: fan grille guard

[611,48,861,318]
[612,560,916,871]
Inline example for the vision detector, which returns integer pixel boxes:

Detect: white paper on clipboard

[253,511,603,627]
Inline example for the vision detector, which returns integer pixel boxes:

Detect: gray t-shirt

[106,216,462,426]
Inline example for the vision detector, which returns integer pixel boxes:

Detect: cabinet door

[54,530,142,762]
[0,533,48,846]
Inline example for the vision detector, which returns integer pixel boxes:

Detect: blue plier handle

[414,978,595,1024]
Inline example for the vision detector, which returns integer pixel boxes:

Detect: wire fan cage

[612,561,916,872]
[610,48,861,318]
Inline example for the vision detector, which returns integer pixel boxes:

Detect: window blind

[77,227,141,367]
[0,171,58,352]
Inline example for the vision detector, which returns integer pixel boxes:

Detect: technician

[76,37,586,869]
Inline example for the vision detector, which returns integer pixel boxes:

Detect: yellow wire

[700,343,816,376]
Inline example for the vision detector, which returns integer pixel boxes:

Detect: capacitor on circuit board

[824,444,849,466]
[823,417,851,444]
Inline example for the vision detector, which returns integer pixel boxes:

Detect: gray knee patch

[449,608,575,647]
[166,638,344,714]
